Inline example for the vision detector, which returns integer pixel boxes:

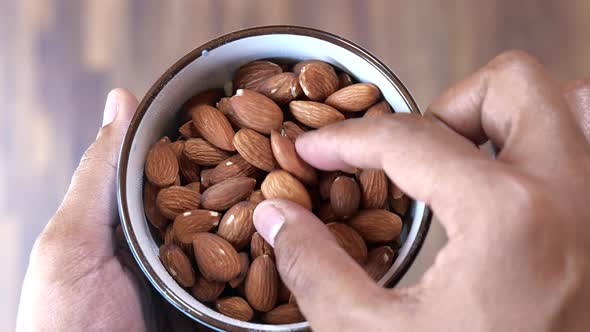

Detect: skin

[17,51,590,331]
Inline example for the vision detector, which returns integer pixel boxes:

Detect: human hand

[253,51,590,332]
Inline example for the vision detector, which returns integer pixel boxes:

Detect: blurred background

[1,0,589,330]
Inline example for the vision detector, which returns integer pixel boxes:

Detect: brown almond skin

[251,232,274,259]
[358,169,388,209]
[172,209,221,245]
[319,171,339,200]
[234,60,282,90]
[192,233,241,282]
[248,190,265,205]
[293,60,332,75]
[261,170,312,210]
[330,176,361,218]
[191,105,236,151]
[244,255,279,312]
[180,89,225,122]
[184,138,232,166]
[262,303,305,324]
[200,168,213,188]
[208,154,258,185]
[318,201,338,224]
[289,100,345,129]
[179,120,201,139]
[229,252,250,288]
[143,181,168,229]
[217,201,257,250]
[277,279,292,303]
[159,244,196,287]
[298,61,339,101]
[391,195,410,216]
[234,128,278,172]
[164,225,175,246]
[325,83,381,112]
[256,72,302,105]
[348,209,403,243]
[215,296,254,322]
[156,185,201,219]
[338,72,354,89]
[281,121,306,142]
[169,140,185,157]
[327,223,368,264]
[364,246,395,281]
[190,277,225,302]
[364,100,393,118]
[178,153,201,184]
[389,180,404,200]
[200,177,256,211]
[230,89,284,134]
[270,130,317,185]
[145,140,179,187]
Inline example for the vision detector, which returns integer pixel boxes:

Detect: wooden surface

[2,0,590,330]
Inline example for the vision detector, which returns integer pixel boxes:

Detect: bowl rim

[117,24,432,331]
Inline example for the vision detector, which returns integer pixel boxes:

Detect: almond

[270,130,317,185]
[364,246,395,281]
[169,140,185,157]
[234,60,282,90]
[200,177,256,211]
[277,279,292,303]
[330,176,361,218]
[298,61,339,101]
[178,153,201,184]
[358,169,388,209]
[233,128,278,172]
[200,168,213,188]
[347,209,403,243]
[164,224,175,246]
[318,201,338,223]
[289,100,345,128]
[389,180,404,200]
[364,100,393,118]
[256,72,302,105]
[250,232,274,259]
[229,252,250,288]
[281,121,306,142]
[248,190,265,205]
[179,120,201,139]
[159,244,196,287]
[184,138,232,166]
[326,222,368,264]
[319,171,339,200]
[217,201,257,250]
[244,255,279,312]
[293,60,331,75]
[172,209,221,245]
[190,276,225,302]
[391,195,410,216]
[215,296,254,322]
[216,97,233,116]
[192,233,241,282]
[143,181,168,229]
[156,185,201,219]
[338,72,354,89]
[262,304,305,324]
[229,89,283,134]
[180,89,225,122]
[145,139,179,187]
[261,170,312,210]
[208,154,258,185]
[325,83,380,112]
[191,105,236,151]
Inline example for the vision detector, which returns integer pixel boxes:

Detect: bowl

[117,25,432,331]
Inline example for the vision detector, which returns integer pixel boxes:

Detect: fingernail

[102,90,120,127]
[253,202,286,247]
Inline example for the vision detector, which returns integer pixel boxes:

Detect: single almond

[250,232,274,259]
[229,252,250,288]
[215,296,254,322]
[338,72,354,89]
[229,89,283,134]
[159,244,196,287]
[261,170,312,210]
[270,130,317,185]
[319,171,339,200]
[178,153,201,184]
[234,60,283,90]
[184,138,232,166]
[262,304,305,324]
[244,255,279,312]
[164,224,175,246]
[293,60,332,75]
[326,223,368,264]
[179,120,201,139]
[364,100,393,118]
[318,201,338,223]
[298,61,339,101]
[256,72,302,105]
[389,180,404,199]
[172,209,221,245]
[200,177,256,211]
[191,105,236,151]
[143,181,168,229]
[190,276,225,302]
[180,89,225,122]
[145,139,179,187]
[348,209,403,243]
[391,195,410,216]
[289,100,345,129]
[281,121,306,142]
[217,201,257,250]
[233,128,278,172]
[358,169,388,209]
[248,190,265,205]
[200,168,213,188]
[192,233,241,282]
[364,246,395,281]
[169,140,185,157]
[209,154,258,185]
[330,176,361,218]
[156,185,201,219]
[325,83,380,112]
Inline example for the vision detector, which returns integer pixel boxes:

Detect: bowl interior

[120,31,428,331]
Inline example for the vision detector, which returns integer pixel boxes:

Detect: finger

[563,79,590,142]
[253,199,411,330]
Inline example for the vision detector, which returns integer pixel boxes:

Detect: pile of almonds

[143,59,411,324]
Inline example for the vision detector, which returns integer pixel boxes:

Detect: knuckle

[490,49,539,71]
